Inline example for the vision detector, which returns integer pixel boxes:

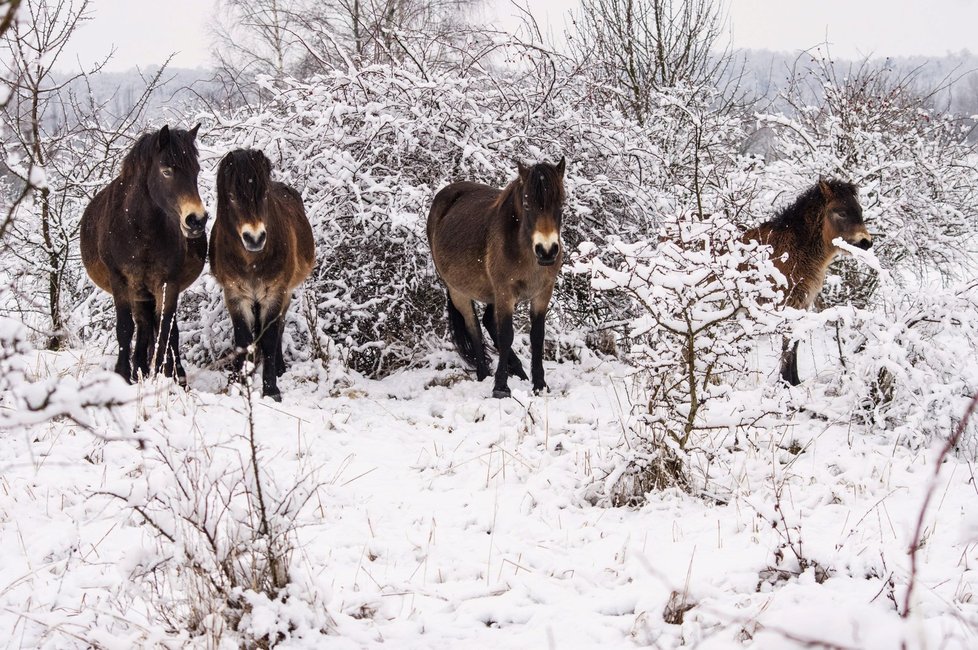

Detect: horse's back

[427,181,499,256]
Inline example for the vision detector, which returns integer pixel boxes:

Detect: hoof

[264,391,283,403]
[492,388,511,399]
[532,384,549,396]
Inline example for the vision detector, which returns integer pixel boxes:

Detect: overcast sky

[61,0,978,72]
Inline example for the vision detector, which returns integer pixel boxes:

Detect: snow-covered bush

[809,247,978,451]
[177,65,665,375]
[579,215,789,500]
[107,382,326,646]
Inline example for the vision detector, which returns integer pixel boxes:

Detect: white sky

[61,0,978,72]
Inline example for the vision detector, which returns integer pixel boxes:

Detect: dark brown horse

[81,124,207,384]
[427,158,566,398]
[209,149,315,401]
[745,178,872,385]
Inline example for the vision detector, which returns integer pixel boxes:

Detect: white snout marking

[240,222,267,250]
[532,230,560,253]
[179,197,206,232]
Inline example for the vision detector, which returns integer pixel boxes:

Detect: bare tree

[210,0,482,103]
[1,0,170,348]
[568,0,730,124]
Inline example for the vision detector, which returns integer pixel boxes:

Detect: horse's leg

[482,304,528,380]
[447,289,490,381]
[109,277,135,383]
[779,337,801,386]
[256,297,284,401]
[132,297,155,380]
[491,298,517,399]
[153,284,180,378]
[170,318,188,387]
[530,290,554,394]
[227,295,255,382]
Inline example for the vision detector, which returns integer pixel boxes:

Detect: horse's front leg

[227,294,256,383]
[530,291,553,394]
[257,297,284,401]
[109,277,135,382]
[153,284,181,379]
[491,299,517,399]
[133,298,155,380]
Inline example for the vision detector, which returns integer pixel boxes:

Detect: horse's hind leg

[779,337,801,386]
[482,304,528,380]
[446,290,490,380]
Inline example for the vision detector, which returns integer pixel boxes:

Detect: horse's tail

[446,293,482,368]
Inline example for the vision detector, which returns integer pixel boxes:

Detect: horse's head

[140,124,207,239]
[216,149,273,253]
[515,157,566,266]
[819,179,872,252]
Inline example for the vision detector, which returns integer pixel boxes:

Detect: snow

[1,340,976,648]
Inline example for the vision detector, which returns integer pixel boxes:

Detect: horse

[209,148,315,401]
[80,124,208,385]
[427,158,566,399]
[744,178,872,385]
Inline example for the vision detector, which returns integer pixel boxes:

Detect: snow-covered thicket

[4,0,978,647]
[168,65,665,374]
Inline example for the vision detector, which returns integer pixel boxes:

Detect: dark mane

[121,127,200,180]
[217,149,270,205]
[494,162,565,216]
[768,178,858,234]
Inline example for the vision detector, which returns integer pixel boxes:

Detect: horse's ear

[516,160,528,178]
[818,178,834,199]
[189,123,201,139]
[258,150,272,177]
[158,124,170,150]
[556,156,566,177]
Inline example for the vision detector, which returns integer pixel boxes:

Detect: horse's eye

[161,167,173,178]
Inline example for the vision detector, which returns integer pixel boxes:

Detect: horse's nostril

[535,243,558,259]
[858,238,872,250]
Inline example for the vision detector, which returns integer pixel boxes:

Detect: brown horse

[427,158,566,398]
[745,178,872,385]
[80,124,207,384]
[209,149,315,401]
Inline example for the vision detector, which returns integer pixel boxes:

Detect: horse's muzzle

[535,242,559,266]
[183,212,208,239]
[242,230,267,252]
[855,237,872,250]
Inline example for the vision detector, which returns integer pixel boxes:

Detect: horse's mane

[768,178,858,233]
[216,149,271,204]
[494,162,565,216]
[120,128,200,179]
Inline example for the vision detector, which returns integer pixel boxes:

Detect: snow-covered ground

[1,343,976,648]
